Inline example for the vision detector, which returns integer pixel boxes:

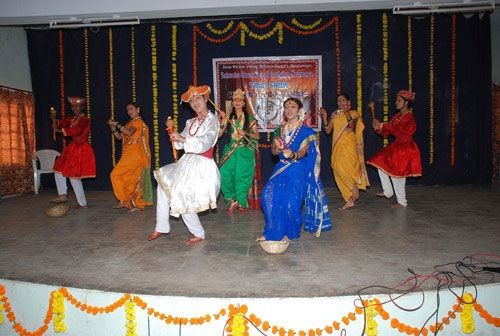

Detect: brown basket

[259,240,289,254]
[44,204,70,217]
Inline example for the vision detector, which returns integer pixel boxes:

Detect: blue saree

[261,124,332,241]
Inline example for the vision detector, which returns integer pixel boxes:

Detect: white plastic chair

[32,149,60,194]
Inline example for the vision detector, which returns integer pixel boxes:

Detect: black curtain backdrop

[26,11,492,190]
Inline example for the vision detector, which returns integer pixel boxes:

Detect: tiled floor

[0,186,499,297]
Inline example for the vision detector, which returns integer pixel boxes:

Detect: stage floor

[1,185,499,298]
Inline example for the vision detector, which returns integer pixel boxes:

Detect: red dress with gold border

[367,112,422,178]
[53,115,96,178]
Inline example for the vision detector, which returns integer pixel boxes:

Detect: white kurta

[154,111,220,217]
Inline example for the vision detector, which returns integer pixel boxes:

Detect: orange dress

[110,118,153,210]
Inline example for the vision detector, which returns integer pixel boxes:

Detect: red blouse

[367,112,422,178]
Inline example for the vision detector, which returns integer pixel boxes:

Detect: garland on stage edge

[125,300,138,336]
[52,290,67,332]
[108,28,116,167]
[172,25,179,132]
[0,284,498,336]
[429,15,435,165]
[151,25,160,169]
[83,28,92,144]
[356,13,363,117]
[382,13,389,147]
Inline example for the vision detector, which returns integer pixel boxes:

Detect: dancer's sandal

[226,200,239,214]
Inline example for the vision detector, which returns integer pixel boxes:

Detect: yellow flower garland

[125,300,138,336]
[52,290,67,333]
[206,21,234,35]
[83,28,92,144]
[291,18,322,30]
[407,17,413,91]
[151,25,160,169]
[131,27,137,102]
[172,25,179,132]
[58,30,67,149]
[382,13,389,147]
[239,22,283,46]
[356,13,362,116]
[108,28,116,166]
[429,15,435,164]
[0,293,4,325]
[460,293,475,334]
[365,300,378,336]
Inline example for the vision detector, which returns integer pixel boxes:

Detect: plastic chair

[32,149,60,194]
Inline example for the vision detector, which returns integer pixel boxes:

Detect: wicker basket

[44,204,70,217]
[259,240,289,254]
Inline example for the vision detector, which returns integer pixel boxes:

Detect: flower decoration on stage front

[365,300,379,336]
[125,300,138,336]
[52,290,67,333]
[0,292,4,325]
[460,293,475,334]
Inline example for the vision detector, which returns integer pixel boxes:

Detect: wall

[491,10,500,85]
[0,27,32,91]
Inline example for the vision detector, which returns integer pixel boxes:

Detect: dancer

[148,85,220,244]
[259,98,331,241]
[367,90,422,207]
[218,89,259,213]
[50,96,96,208]
[108,102,153,211]
[320,92,369,210]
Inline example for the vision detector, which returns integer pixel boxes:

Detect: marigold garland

[108,28,116,167]
[151,25,160,169]
[429,15,435,164]
[171,25,179,132]
[382,13,389,147]
[239,22,283,46]
[125,300,138,336]
[291,18,322,30]
[365,300,378,336]
[193,26,198,86]
[83,28,92,144]
[0,293,4,325]
[334,17,342,94]
[131,27,137,102]
[407,17,413,91]
[460,293,475,334]
[250,18,274,29]
[356,13,363,117]
[52,290,67,333]
[450,14,457,166]
[58,30,67,149]
[281,18,336,36]
[206,21,234,35]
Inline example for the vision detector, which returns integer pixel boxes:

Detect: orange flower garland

[83,28,92,144]
[151,25,160,169]
[450,14,457,166]
[382,13,389,147]
[281,18,336,36]
[108,28,116,167]
[250,18,274,29]
[334,17,341,94]
[407,17,413,91]
[356,13,363,116]
[429,15,435,164]
[58,30,66,149]
[131,27,137,102]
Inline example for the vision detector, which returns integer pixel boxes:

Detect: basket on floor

[44,204,70,217]
[259,240,289,254]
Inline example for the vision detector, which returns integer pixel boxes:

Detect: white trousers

[54,172,87,206]
[378,169,407,207]
[155,186,205,239]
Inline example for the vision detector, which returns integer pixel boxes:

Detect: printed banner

[213,56,322,131]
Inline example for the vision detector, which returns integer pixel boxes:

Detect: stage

[0,185,499,335]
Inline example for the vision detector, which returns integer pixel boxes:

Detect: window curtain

[0,86,35,197]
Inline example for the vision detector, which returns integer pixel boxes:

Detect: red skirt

[54,142,96,178]
[368,140,422,178]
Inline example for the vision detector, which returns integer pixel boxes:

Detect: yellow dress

[110,118,153,210]
[331,110,369,201]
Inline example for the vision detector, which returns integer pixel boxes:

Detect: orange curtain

[0,86,35,197]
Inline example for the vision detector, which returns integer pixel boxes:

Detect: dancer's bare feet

[340,199,355,211]
[112,203,125,209]
[185,236,204,245]
[226,200,239,214]
[352,187,359,201]
[391,203,405,208]
[148,231,162,241]
[255,236,266,242]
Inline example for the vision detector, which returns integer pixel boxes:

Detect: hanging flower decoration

[131,27,137,102]
[125,300,138,336]
[450,14,457,166]
[151,24,160,169]
[108,28,116,167]
[250,18,274,29]
[0,292,4,325]
[206,21,234,35]
[291,18,323,30]
[334,17,342,94]
[365,300,379,336]
[407,17,413,91]
[172,25,179,132]
[460,293,475,334]
[429,15,435,164]
[281,18,335,36]
[193,27,198,86]
[239,22,283,46]
[356,13,363,116]
[382,13,389,147]
[52,290,67,333]
[58,30,67,149]
[83,28,92,144]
